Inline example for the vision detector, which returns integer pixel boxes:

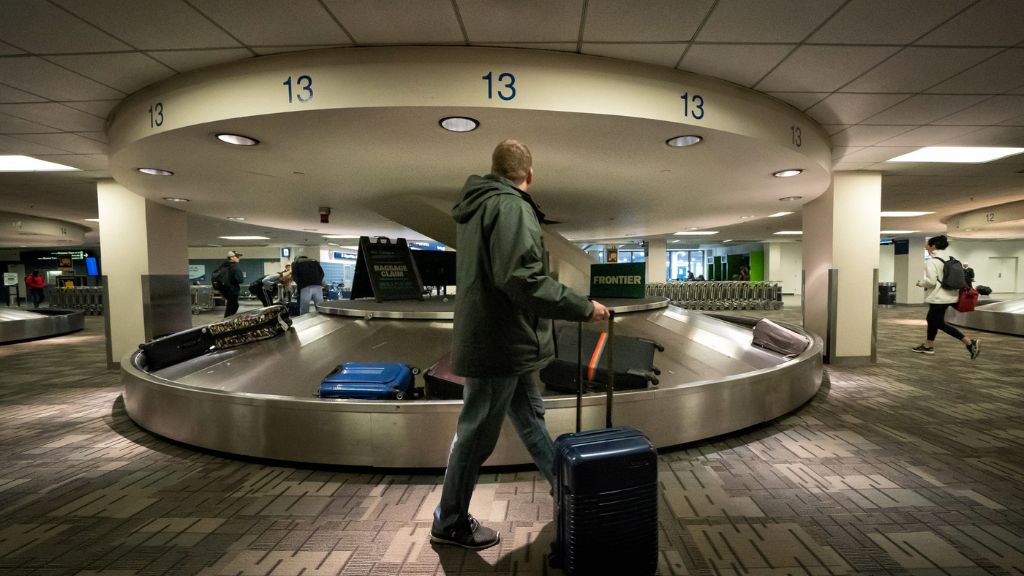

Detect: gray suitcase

[751,318,810,357]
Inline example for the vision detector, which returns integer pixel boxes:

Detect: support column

[894,237,926,304]
[98,181,190,368]
[802,173,881,365]
[646,239,667,284]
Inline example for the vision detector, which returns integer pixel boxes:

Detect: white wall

[948,238,1024,293]
[878,243,894,283]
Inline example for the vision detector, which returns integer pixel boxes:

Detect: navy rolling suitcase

[550,312,659,576]
[318,362,417,400]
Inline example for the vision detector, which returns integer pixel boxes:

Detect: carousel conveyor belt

[122,297,823,468]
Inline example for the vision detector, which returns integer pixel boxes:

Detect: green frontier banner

[590,262,646,299]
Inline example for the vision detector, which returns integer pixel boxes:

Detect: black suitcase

[424,351,466,400]
[541,324,661,393]
[550,313,659,576]
[139,327,214,371]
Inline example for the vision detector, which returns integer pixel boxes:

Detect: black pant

[926,303,964,341]
[224,290,240,317]
[28,288,44,308]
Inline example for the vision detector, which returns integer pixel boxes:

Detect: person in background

[249,271,290,307]
[25,270,45,308]
[431,139,609,551]
[912,235,980,359]
[292,256,325,315]
[738,265,750,281]
[686,271,696,281]
[218,251,245,317]
[962,261,975,288]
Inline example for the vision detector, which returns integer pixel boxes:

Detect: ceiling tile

[698,0,844,42]
[927,48,1024,94]
[47,53,176,94]
[809,0,973,44]
[584,0,713,42]
[843,47,998,93]
[54,0,242,50]
[833,162,877,171]
[250,46,342,56]
[862,94,989,124]
[917,0,1024,46]
[324,0,463,44]
[821,124,851,135]
[75,132,108,144]
[0,84,46,103]
[1000,115,1024,126]
[189,0,352,45]
[767,92,829,111]
[582,43,686,68]
[11,133,108,154]
[839,146,918,163]
[33,154,108,172]
[756,46,898,92]
[62,100,121,118]
[0,134,69,155]
[875,125,985,146]
[0,57,123,100]
[470,43,578,53]
[0,41,23,55]
[831,125,914,147]
[933,95,1024,125]
[832,146,864,159]
[805,93,909,125]
[0,1,131,53]
[146,48,253,73]
[0,113,61,134]
[680,44,793,87]
[0,103,106,132]
[939,125,1024,147]
[458,0,584,43]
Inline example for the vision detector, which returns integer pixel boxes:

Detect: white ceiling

[0,0,1022,248]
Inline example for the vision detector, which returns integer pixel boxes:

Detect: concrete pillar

[98,181,190,367]
[894,237,926,304]
[802,173,881,365]
[646,239,667,284]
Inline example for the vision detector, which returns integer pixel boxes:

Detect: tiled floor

[0,304,1022,575]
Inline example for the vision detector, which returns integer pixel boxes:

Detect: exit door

[987,257,1018,293]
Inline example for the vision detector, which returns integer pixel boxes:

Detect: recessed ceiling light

[216,133,260,146]
[769,212,793,217]
[687,226,699,230]
[162,197,189,202]
[880,230,918,234]
[673,231,718,236]
[219,236,269,240]
[666,135,702,147]
[226,216,246,221]
[880,211,933,217]
[722,239,733,243]
[139,168,174,176]
[83,218,100,222]
[773,169,803,178]
[739,215,754,220]
[322,235,360,239]
[440,117,479,132]
[888,147,1024,163]
[779,196,803,201]
[773,231,803,235]
[0,155,79,172]
[669,239,680,243]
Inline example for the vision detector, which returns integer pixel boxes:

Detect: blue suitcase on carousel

[318,362,417,400]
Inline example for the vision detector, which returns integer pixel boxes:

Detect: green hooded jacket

[451,174,594,377]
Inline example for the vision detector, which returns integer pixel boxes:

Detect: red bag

[955,287,978,312]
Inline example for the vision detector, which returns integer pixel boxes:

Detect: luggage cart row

[647,281,783,310]
[191,285,215,314]
[46,286,105,315]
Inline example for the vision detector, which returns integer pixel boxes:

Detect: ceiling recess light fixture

[322,235,360,239]
[773,169,803,178]
[739,215,754,220]
[139,167,174,176]
[83,218,100,222]
[0,155,79,172]
[666,135,702,147]
[673,231,718,236]
[162,197,189,203]
[440,117,479,132]
[880,211,933,217]
[769,212,793,217]
[779,196,803,201]
[226,216,246,221]
[722,239,734,243]
[219,236,269,240]
[216,133,260,146]
[773,231,803,235]
[888,147,1024,163]
[880,230,918,234]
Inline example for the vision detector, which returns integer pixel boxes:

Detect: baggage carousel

[121,296,823,468]
[0,308,85,344]
[948,297,1024,337]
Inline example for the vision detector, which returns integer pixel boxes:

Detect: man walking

[292,256,325,315]
[216,251,245,317]
[431,139,609,550]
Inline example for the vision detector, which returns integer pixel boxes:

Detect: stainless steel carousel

[0,308,85,344]
[948,297,1024,337]
[122,297,823,468]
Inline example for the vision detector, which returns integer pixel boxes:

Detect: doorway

[987,257,1018,293]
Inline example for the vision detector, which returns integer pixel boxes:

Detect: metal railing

[647,281,783,310]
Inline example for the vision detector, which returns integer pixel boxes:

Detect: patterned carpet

[0,305,1021,575]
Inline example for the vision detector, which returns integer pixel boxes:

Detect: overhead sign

[3,273,17,287]
[350,236,424,302]
[188,265,206,280]
[590,263,646,299]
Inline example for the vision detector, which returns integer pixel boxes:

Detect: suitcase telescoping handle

[574,309,615,433]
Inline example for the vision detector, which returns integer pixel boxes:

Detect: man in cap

[215,251,245,317]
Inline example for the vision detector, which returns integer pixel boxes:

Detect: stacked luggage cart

[47,286,105,315]
[647,281,783,311]
[191,285,215,314]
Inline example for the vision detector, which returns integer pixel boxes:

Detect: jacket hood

[452,174,521,223]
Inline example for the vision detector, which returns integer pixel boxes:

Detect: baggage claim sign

[589,263,646,299]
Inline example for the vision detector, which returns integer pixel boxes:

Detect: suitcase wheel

[653,367,661,376]
[650,375,659,386]
[410,367,420,375]
[395,390,406,400]
[655,343,665,352]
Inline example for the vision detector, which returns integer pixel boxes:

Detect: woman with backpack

[912,235,980,359]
